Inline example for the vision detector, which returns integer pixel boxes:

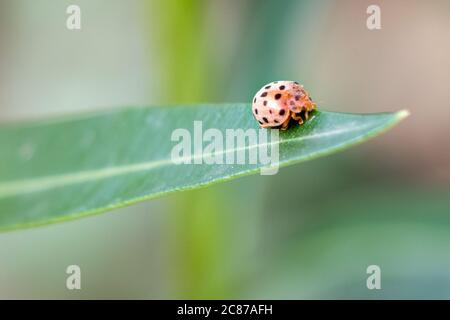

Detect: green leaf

[0,104,408,231]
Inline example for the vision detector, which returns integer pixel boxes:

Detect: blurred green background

[0,0,450,299]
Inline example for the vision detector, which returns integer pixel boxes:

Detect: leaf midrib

[0,123,373,198]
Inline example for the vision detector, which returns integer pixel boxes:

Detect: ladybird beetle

[252,80,317,130]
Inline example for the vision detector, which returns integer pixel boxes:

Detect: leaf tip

[397,109,410,121]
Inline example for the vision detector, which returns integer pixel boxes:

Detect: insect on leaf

[0,104,408,231]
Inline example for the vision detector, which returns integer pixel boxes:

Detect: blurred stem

[145,0,231,298]
[174,190,233,298]
[147,0,211,103]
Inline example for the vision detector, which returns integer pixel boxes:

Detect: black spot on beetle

[261,92,268,97]
[274,119,279,124]
[263,100,267,106]
[295,95,300,101]
[254,108,258,114]
[279,85,285,90]
[262,117,269,123]
[265,85,271,89]
[258,120,264,125]
[253,97,256,103]
[279,109,285,116]
[275,93,282,100]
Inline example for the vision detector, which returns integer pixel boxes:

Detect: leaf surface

[0,104,408,231]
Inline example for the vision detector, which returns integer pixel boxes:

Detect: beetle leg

[280,114,290,130]
[304,111,309,120]
[291,112,304,125]
[291,112,301,120]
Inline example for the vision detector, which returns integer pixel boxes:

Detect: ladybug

[252,80,317,130]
